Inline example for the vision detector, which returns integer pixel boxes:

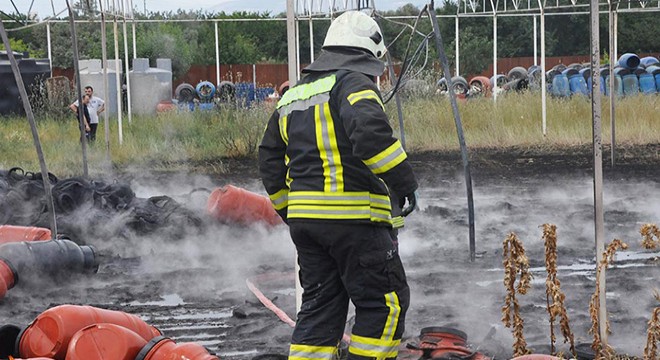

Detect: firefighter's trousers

[288,221,410,360]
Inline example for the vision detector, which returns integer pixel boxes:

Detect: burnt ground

[1,143,659,359]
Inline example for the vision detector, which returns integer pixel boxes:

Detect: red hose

[245,273,351,343]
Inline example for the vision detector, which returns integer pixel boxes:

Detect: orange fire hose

[245,273,352,344]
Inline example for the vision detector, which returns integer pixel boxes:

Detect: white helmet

[323,11,387,58]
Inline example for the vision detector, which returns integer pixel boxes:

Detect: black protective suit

[259,47,418,360]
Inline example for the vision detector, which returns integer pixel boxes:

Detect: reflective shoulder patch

[277,74,337,109]
[347,89,384,110]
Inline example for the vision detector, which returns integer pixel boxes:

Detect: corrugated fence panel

[52,52,660,95]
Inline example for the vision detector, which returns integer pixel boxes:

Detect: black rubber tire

[450,76,469,95]
[508,66,529,81]
[217,81,236,103]
[175,83,196,103]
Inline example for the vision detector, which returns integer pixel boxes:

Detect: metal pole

[590,0,607,347]
[122,0,132,124]
[613,11,618,62]
[66,0,89,178]
[611,10,618,167]
[253,63,257,102]
[533,15,538,66]
[113,0,123,145]
[386,52,407,148]
[295,19,301,81]
[130,0,136,59]
[287,0,298,86]
[428,2,476,262]
[46,22,52,76]
[285,0,302,315]
[540,4,547,136]
[492,11,498,101]
[99,0,111,161]
[309,1,315,62]
[374,16,407,148]
[608,4,615,168]
[0,19,58,239]
[455,15,460,76]
[215,22,220,86]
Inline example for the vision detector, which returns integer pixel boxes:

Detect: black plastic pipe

[0,240,98,300]
[0,239,97,277]
[427,2,477,262]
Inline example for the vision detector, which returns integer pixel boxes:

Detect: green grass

[1,93,658,176]
[390,92,660,152]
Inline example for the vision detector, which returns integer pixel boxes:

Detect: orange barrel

[136,337,219,360]
[0,260,16,299]
[207,185,283,227]
[156,101,177,113]
[468,76,492,97]
[65,323,148,360]
[17,305,161,359]
[417,327,491,360]
[0,226,51,244]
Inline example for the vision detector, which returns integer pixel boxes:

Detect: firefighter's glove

[399,191,418,217]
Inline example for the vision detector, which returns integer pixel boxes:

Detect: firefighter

[258,10,418,360]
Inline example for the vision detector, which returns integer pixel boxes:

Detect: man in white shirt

[69,86,105,142]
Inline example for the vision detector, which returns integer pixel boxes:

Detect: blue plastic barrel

[618,53,641,70]
[198,102,215,111]
[604,75,624,96]
[568,74,588,95]
[551,74,571,97]
[621,74,639,96]
[638,73,656,94]
[640,56,659,67]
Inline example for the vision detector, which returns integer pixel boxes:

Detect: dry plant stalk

[542,224,576,357]
[644,290,660,360]
[589,239,628,360]
[641,224,660,250]
[502,232,532,357]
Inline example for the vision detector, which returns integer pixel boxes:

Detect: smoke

[396,170,660,357]
[1,167,658,357]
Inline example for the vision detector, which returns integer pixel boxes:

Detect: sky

[3,1,427,18]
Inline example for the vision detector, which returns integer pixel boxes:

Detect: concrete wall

[129,58,173,115]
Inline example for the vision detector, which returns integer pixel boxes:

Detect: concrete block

[133,58,150,72]
[156,58,172,72]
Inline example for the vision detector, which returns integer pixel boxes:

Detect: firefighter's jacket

[258,70,418,227]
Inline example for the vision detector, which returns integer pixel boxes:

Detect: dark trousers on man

[288,221,410,360]
[89,123,98,142]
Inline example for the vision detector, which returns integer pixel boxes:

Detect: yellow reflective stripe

[363,140,407,174]
[315,103,343,192]
[278,75,337,108]
[314,104,332,192]
[382,292,401,341]
[279,115,289,145]
[347,89,385,110]
[289,344,336,360]
[268,189,289,210]
[289,191,370,197]
[348,335,400,359]
[287,191,392,224]
[323,103,344,192]
[391,216,405,229]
